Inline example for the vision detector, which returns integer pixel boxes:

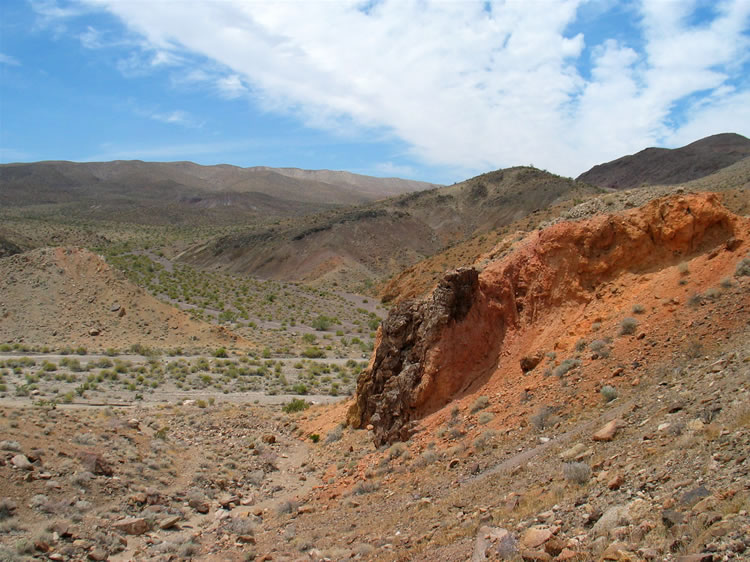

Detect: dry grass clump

[563,462,591,485]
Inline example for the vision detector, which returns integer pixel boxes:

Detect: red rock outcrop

[348,193,746,445]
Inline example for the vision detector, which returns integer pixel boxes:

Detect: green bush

[283,398,309,413]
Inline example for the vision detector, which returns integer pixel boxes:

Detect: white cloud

[73,0,750,175]
[0,53,21,66]
[217,74,247,99]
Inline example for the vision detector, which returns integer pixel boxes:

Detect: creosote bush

[282,398,309,413]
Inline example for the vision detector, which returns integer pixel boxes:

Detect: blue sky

[1,1,749,184]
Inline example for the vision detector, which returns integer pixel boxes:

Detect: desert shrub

[275,500,299,515]
[214,347,228,358]
[589,339,609,356]
[309,434,320,443]
[720,277,733,289]
[352,480,379,495]
[552,358,580,378]
[0,441,21,452]
[70,471,94,488]
[225,517,255,536]
[414,450,439,467]
[478,411,494,425]
[590,321,601,332]
[473,429,496,450]
[470,395,489,414]
[703,287,721,300]
[631,304,645,314]
[688,293,704,307]
[619,317,638,335]
[291,383,308,395]
[282,398,309,413]
[0,498,17,520]
[312,315,334,331]
[301,347,325,359]
[563,462,591,485]
[387,442,407,459]
[325,424,344,444]
[600,385,618,403]
[575,338,587,352]
[530,405,559,431]
[735,257,750,277]
[678,262,690,276]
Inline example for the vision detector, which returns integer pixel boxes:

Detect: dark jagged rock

[348,268,480,445]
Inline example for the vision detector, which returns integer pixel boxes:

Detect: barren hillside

[0,161,436,226]
[0,247,244,351]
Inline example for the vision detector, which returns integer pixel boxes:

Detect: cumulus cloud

[64,0,750,175]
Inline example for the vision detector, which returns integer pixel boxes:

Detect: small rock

[11,454,32,471]
[158,516,181,530]
[471,525,514,561]
[520,352,544,373]
[679,486,711,509]
[608,473,624,490]
[112,517,149,535]
[559,443,586,460]
[88,327,100,336]
[77,451,113,476]
[88,548,108,561]
[593,419,623,442]
[661,509,684,529]
[520,527,552,549]
[448,458,460,469]
[592,505,630,536]
[519,549,552,561]
[262,434,276,444]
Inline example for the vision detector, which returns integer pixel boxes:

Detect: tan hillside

[0,247,244,351]
[0,160,436,226]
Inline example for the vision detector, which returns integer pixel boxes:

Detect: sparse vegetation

[618,316,638,335]
[563,462,591,485]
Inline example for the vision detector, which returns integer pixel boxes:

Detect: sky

[1,0,749,184]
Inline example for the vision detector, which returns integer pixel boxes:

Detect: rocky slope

[350,192,749,445]
[577,133,750,190]
[0,247,243,351]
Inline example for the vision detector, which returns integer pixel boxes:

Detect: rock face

[349,193,744,444]
[348,268,493,445]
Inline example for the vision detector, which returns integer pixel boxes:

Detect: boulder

[112,517,149,535]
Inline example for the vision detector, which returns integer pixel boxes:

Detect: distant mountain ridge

[0,160,437,225]
[576,132,750,189]
[178,166,600,288]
